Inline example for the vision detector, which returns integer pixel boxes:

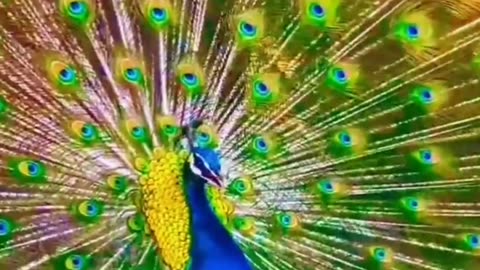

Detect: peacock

[1,0,480,269]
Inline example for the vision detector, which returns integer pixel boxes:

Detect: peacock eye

[239,21,257,38]
[196,132,210,143]
[14,160,46,182]
[181,73,199,87]
[0,219,10,236]
[87,205,96,215]
[164,124,176,134]
[68,1,87,16]
[65,254,86,270]
[334,68,347,83]
[276,212,298,230]
[141,1,173,30]
[254,81,270,97]
[280,215,292,225]
[131,127,146,139]
[124,68,141,81]
[338,132,352,146]
[70,120,101,145]
[373,247,388,262]
[420,150,433,164]
[254,137,268,152]
[420,89,433,104]
[80,124,95,139]
[407,198,419,209]
[107,175,127,193]
[228,177,254,198]
[236,182,246,191]
[320,180,335,194]
[406,24,419,40]
[401,196,422,214]
[72,255,82,267]
[59,68,76,82]
[151,7,167,22]
[309,3,325,19]
[468,234,480,248]
[79,201,99,217]
[127,214,145,232]
[471,235,479,244]
[28,162,40,176]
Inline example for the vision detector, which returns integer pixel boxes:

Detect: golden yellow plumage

[140,148,191,270]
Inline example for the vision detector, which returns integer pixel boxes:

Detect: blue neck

[184,170,251,270]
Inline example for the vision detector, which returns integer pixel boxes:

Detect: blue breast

[184,150,252,270]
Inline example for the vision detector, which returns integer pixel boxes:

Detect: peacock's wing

[0,0,480,269]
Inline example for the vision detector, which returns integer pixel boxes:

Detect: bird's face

[188,147,224,188]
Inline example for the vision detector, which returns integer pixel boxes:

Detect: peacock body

[0,0,480,269]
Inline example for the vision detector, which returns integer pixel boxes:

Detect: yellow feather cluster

[140,148,191,270]
[207,187,235,229]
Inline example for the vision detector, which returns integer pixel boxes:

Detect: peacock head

[188,147,224,188]
[182,119,224,188]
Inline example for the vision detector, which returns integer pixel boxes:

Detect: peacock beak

[205,173,224,188]
[188,153,225,188]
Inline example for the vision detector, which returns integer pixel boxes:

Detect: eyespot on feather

[299,0,341,30]
[122,118,152,146]
[58,0,96,28]
[194,124,219,149]
[69,120,101,146]
[139,0,175,31]
[8,159,47,184]
[38,52,83,96]
[176,55,206,97]
[156,115,182,146]
[113,50,147,88]
[232,9,265,49]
